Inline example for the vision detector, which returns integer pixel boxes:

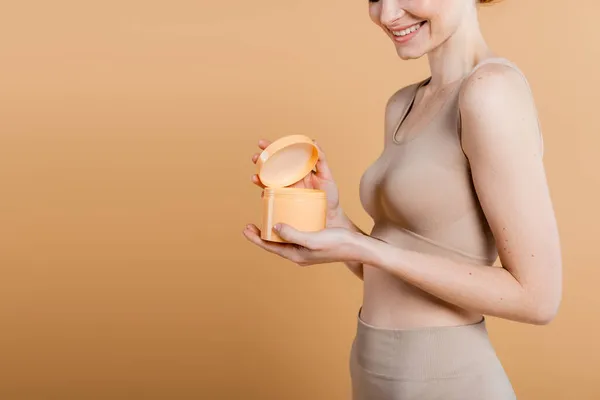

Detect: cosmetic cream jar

[256,134,327,243]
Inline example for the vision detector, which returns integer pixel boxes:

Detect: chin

[394,46,427,60]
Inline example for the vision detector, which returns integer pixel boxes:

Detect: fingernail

[273,224,281,231]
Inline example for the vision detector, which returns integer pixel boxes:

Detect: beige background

[1,0,599,399]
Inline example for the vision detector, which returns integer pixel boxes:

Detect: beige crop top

[359,58,543,265]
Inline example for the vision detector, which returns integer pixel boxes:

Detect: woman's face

[369,0,473,59]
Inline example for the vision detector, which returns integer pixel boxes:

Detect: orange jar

[256,134,327,243]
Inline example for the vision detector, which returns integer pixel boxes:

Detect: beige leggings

[349,309,517,400]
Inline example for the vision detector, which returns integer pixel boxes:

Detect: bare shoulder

[459,61,533,112]
[386,79,423,110]
[458,60,543,156]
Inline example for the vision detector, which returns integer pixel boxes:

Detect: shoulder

[383,79,425,130]
[458,60,533,112]
[458,59,543,156]
[386,79,424,110]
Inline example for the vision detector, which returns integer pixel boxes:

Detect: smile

[389,21,426,43]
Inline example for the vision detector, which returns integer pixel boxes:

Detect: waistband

[352,307,503,381]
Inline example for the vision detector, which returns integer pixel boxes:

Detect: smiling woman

[243,0,561,399]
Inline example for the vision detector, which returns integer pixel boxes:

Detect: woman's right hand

[251,139,345,228]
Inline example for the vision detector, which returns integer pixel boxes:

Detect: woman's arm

[353,63,562,324]
[328,207,365,280]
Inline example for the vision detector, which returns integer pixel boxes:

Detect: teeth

[392,22,422,37]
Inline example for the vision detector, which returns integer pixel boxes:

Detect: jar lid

[263,187,326,197]
[256,134,319,188]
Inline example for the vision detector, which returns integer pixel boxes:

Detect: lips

[389,21,426,37]
[387,21,426,43]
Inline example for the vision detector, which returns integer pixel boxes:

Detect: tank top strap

[457,57,544,157]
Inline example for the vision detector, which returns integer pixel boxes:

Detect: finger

[251,153,260,164]
[258,139,271,150]
[312,140,334,180]
[246,224,261,235]
[274,223,312,249]
[251,174,266,188]
[243,224,296,257]
[243,224,276,250]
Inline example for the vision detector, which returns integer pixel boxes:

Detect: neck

[426,8,493,89]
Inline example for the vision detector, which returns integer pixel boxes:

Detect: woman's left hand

[242,223,363,266]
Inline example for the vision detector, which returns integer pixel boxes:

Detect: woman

[243,0,562,398]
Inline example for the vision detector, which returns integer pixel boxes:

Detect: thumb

[274,223,310,248]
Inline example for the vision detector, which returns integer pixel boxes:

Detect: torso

[358,64,504,329]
